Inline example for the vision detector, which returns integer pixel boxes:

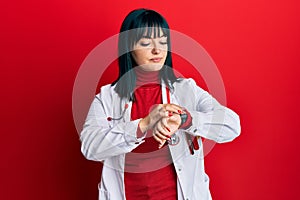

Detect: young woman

[80,8,241,200]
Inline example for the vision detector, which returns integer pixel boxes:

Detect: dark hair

[112,8,178,100]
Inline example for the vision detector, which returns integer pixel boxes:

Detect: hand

[139,104,183,133]
[152,112,182,148]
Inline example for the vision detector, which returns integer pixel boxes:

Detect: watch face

[180,113,188,124]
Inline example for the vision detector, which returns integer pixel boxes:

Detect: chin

[139,64,164,71]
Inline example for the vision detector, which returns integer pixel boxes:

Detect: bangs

[135,26,168,40]
[129,10,170,47]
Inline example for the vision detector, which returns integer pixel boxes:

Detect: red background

[1,0,300,199]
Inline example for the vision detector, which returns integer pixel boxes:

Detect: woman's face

[131,29,168,71]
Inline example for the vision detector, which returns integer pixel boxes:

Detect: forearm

[186,105,241,143]
[179,79,241,143]
[80,119,146,161]
[80,95,146,161]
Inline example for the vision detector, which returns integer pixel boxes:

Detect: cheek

[132,50,148,63]
[131,52,141,65]
[161,47,168,55]
[162,51,168,60]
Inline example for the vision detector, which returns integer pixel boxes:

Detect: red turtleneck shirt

[124,68,177,200]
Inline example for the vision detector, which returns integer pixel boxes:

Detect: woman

[80,8,241,200]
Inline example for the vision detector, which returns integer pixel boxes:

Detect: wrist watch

[180,113,188,126]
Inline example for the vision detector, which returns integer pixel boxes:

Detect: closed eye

[140,43,150,47]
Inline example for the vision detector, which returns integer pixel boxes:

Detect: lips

[150,57,162,63]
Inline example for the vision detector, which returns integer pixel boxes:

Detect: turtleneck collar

[134,67,161,87]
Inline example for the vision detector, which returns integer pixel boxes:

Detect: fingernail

[166,135,171,138]
[178,110,182,114]
[166,127,171,132]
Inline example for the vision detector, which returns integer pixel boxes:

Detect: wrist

[139,116,150,133]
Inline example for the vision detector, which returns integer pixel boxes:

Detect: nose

[151,44,161,54]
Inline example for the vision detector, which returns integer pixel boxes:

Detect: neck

[134,67,160,87]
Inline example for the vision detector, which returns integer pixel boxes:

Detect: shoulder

[95,84,117,100]
[173,78,208,99]
[99,84,115,94]
[173,78,200,91]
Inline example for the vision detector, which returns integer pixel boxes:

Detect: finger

[148,105,165,125]
[149,104,163,112]
[149,105,167,119]
[168,114,181,122]
[153,124,167,139]
[158,140,167,149]
[164,104,183,114]
[155,129,170,141]
[156,121,171,138]
[161,118,171,132]
[156,106,177,118]
[152,132,163,143]
[158,108,169,117]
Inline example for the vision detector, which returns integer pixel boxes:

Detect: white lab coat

[80,78,241,200]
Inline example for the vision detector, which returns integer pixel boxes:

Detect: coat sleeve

[80,90,145,162]
[183,79,241,143]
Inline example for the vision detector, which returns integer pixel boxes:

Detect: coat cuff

[124,119,146,145]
